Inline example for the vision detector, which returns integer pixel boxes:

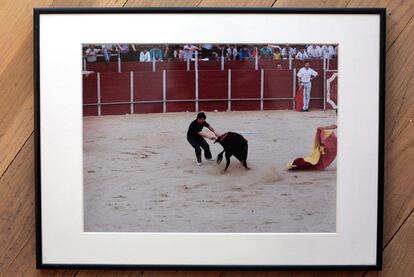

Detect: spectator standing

[227,45,238,60]
[85,44,100,63]
[212,45,226,61]
[117,44,131,61]
[164,44,173,61]
[307,45,322,59]
[295,47,309,60]
[226,45,238,61]
[239,46,252,60]
[174,46,185,61]
[260,45,273,59]
[269,44,282,52]
[201,44,214,60]
[183,44,199,61]
[101,44,114,63]
[251,47,259,59]
[139,49,151,62]
[272,48,282,60]
[281,45,296,59]
[321,45,335,59]
[150,46,164,61]
[297,60,318,112]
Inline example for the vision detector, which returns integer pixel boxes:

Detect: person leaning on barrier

[139,48,151,62]
[273,48,282,60]
[307,45,322,59]
[239,45,252,60]
[260,45,273,60]
[150,46,164,61]
[281,44,296,59]
[201,44,214,60]
[227,45,238,60]
[321,45,335,59]
[164,44,174,61]
[183,44,199,61]
[101,44,114,63]
[85,44,100,63]
[117,44,131,61]
[295,47,309,60]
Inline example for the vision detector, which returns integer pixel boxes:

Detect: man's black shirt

[187,119,210,138]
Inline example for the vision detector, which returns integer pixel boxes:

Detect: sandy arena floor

[83,110,337,233]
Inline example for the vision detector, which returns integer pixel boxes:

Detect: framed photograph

[35,7,385,270]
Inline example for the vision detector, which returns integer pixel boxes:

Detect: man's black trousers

[187,135,212,163]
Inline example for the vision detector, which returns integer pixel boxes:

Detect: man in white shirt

[183,44,200,61]
[227,45,238,60]
[139,49,151,62]
[295,47,309,60]
[297,60,318,112]
[307,45,322,59]
[321,45,335,59]
[281,45,296,59]
[85,44,100,63]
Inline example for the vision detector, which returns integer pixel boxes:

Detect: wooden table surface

[1,0,413,276]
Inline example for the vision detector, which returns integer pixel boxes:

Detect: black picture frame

[34,7,386,270]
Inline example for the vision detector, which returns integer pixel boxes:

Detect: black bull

[214,132,250,171]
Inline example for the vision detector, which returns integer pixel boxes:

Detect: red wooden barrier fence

[83,68,329,116]
[85,59,337,73]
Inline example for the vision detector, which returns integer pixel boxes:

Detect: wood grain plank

[0,0,53,77]
[198,0,274,6]
[0,0,127,276]
[347,0,414,52]
[0,39,35,178]
[50,0,127,7]
[0,135,34,273]
[222,271,363,277]
[274,0,351,7]
[366,211,414,277]
[0,134,77,276]
[123,0,202,7]
[0,0,127,175]
[75,270,223,276]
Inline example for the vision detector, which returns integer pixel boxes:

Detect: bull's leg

[242,141,249,169]
[224,153,231,171]
[217,150,225,165]
[242,160,250,170]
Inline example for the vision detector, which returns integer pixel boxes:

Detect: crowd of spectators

[84,44,338,63]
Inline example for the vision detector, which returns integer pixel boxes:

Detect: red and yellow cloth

[287,126,337,170]
[295,85,304,112]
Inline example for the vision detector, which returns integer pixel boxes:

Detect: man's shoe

[196,162,201,166]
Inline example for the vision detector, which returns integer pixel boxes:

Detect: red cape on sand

[295,85,304,112]
[287,126,337,170]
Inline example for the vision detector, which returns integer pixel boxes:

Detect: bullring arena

[83,44,338,233]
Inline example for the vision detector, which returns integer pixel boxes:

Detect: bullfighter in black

[187,112,220,166]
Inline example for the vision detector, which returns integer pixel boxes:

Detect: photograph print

[82,43,339,233]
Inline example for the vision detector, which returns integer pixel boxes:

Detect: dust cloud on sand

[83,110,336,232]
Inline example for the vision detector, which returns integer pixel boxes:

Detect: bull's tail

[217,151,225,165]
